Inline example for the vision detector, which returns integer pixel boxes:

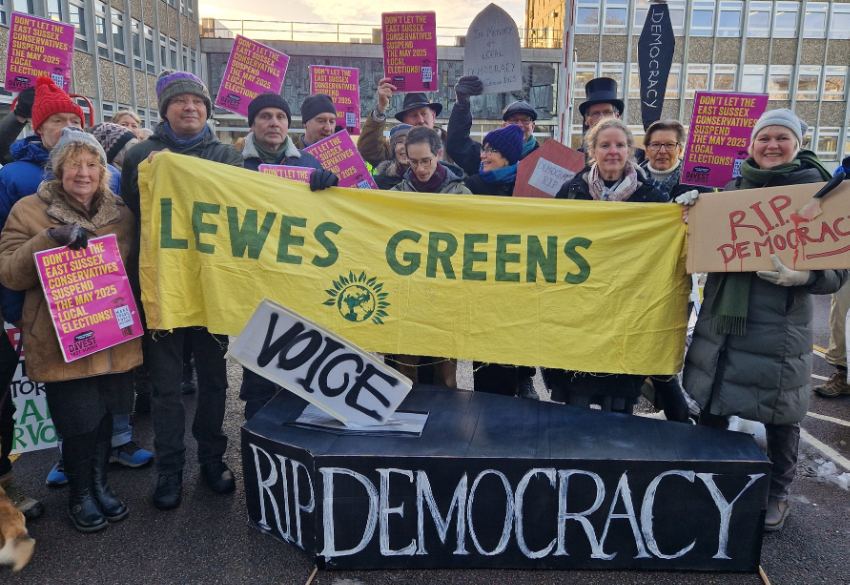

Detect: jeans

[148,327,229,474]
[111,414,132,447]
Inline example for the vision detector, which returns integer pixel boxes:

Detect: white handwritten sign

[227,299,412,426]
[527,158,576,197]
[463,4,522,94]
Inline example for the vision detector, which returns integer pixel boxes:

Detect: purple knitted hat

[156,69,212,119]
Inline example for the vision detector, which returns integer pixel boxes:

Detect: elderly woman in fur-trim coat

[0,127,141,534]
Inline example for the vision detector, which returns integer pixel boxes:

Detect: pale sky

[200,0,527,34]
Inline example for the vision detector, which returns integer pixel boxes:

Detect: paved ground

[3,295,849,584]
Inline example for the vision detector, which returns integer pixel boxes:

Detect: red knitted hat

[32,77,84,132]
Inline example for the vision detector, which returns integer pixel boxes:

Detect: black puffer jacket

[464,173,514,197]
[555,165,667,202]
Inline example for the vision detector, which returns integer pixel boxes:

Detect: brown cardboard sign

[514,140,586,198]
[687,180,850,273]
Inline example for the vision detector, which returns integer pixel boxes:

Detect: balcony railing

[200,19,563,49]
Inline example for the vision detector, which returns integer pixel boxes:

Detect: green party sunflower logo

[323,271,390,325]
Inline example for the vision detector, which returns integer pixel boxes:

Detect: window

[95,2,109,58]
[170,39,178,68]
[667,0,686,35]
[628,126,646,149]
[600,63,625,93]
[667,63,681,99]
[102,103,115,122]
[686,64,710,99]
[742,65,766,93]
[0,0,5,26]
[830,5,850,40]
[713,65,737,91]
[796,65,821,100]
[632,0,649,34]
[747,1,773,38]
[160,34,168,69]
[576,0,600,34]
[816,128,840,161]
[823,66,847,101]
[803,2,828,38]
[690,1,715,36]
[717,2,743,37]
[187,0,193,18]
[69,1,88,51]
[603,0,628,35]
[13,0,34,13]
[144,26,155,74]
[773,2,799,38]
[191,50,198,75]
[573,63,597,99]
[768,65,792,100]
[570,125,584,150]
[132,20,142,71]
[47,0,63,21]
[629,63,640,99]
[112,11,125,65]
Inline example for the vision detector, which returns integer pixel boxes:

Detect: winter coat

[0,111,26,166]
[357,113,452,168]
[241,133,324,172]
[837,155,850,177]
[638,160,715,202]
[683,164,849,425]
[464,173,516,197]
[0,136,121,323]
[373,159,407,190]
[555,165,667,203]
[391,162,471,194]
[446,101,539,177]
[0,183,142,382]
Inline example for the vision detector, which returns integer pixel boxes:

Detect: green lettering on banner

[386,230,422,275]
[192,202,221,254]
[160,198,189,249]
[564,237,592,284]
[277,216,308,264]
[19,398,44,424]
[495,234,521,282]
[462,233,488,281]
[426,232,458,279]
[227,207,276,259]
[527,235,557,283]
[312,222,342,268]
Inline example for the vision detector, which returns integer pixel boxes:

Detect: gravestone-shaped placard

[514,139,586,198]
[463,4,523,94]
[638,2,675,130]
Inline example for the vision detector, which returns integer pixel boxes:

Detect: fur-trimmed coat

[242,133,324,172]
[373,159,407,190]
[0,183,142,382]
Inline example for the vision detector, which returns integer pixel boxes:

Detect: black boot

[93,442,129,522]
[65,453,108,533]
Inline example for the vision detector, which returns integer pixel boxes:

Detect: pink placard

[681,91,769,189]
[303,131,377,189]
[34,235,143,363]
[259,164,315,183]
[215,35,290,117]
[381,12,437,93]
[4,12,74,93]
[309,65,361,135]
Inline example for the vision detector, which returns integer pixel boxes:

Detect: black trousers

[0,329,19,478]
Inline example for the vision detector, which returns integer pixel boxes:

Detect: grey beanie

[50,126,107,170]
[156,69,213,120]
[751,108,804,147]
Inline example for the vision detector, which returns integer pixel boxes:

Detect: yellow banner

[139,154,690,375]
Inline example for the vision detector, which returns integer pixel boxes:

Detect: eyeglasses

[171,97,205,108]
[586,109,616,120]
[647,142,680,152]
[482,147,501,155]
[506,118,534,126]
[408,158,434,168]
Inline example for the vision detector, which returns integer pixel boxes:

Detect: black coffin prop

[242,386,770,572]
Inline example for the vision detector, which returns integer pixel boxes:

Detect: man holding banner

[120,69,243,511]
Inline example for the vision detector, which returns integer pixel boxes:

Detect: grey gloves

[756,254,811,287]
[48,223,88,250]
[309,169,339,191]
[454,76,484,104]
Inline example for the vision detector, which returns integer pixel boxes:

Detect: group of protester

[0,65,846,539]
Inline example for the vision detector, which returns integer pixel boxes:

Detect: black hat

[395,93,442,122]
[301,93,337,125]
[248,92,291,127]
[502,101,537,122]
[578,78,625,117]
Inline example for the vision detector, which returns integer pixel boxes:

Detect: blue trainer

[110,441,154,468]
[46,459,68,486]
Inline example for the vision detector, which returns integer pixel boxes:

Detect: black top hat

[395,93,443,122]
[578,77,625,117]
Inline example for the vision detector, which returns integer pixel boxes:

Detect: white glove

[675,189,700,206]
[756,254,811,287]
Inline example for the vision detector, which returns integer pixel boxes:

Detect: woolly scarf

[645,159,682,199]
[711,150,832,336]
[478,162,517,184]
[160,120,211,150]
[521,136,537,159]
[253,139,287,165]
[409,162,447,192]
[587,163,640,201]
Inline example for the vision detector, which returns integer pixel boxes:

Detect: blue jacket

[836,155,850,177]
[0,135,121,323]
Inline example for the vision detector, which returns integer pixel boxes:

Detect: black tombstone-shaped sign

[242,386,770,572]
[638,2,675,130]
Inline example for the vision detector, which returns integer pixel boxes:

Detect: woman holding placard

[0,127,141,533]
[682,109,848,532]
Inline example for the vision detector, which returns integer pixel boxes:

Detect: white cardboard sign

[462,4,523,94]
[227,299,412,427]
[527,158,576,197]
